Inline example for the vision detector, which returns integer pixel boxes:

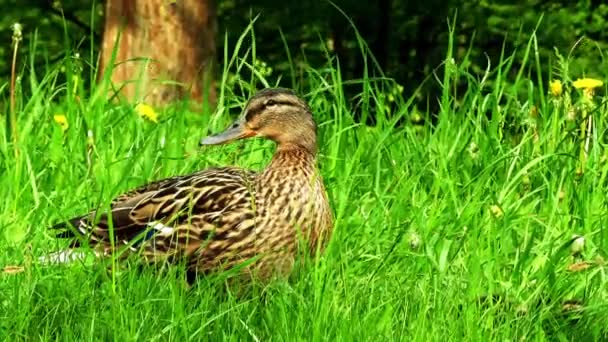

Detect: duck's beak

[199,119,255,146]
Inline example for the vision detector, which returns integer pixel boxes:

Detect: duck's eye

[265,99,277,107]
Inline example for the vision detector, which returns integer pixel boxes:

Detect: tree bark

[98,0,216,108]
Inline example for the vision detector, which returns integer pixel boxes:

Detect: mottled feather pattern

[62,167,256,258]
[250,149,333,274]
[50,88,334,281]
[56,151,331,278]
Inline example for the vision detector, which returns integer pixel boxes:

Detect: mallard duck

[49,88,334,281]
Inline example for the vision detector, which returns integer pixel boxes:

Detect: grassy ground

[1,27,607,340]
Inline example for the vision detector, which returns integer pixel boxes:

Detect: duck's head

[200,88,317,153]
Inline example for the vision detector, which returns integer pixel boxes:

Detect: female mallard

[50,88,333,280]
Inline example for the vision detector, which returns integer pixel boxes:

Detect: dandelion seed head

[11,23,22,40]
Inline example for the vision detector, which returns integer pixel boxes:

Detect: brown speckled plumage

[51,88,333,281]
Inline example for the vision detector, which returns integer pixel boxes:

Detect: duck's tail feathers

[37,249,100,265]
[49,215,90,241]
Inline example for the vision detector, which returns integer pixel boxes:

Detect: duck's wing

[52,167,257,258]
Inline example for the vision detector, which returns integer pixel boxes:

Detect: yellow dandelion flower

[573,78,603,90]
[549,80,562,96]
[135,103,158,123]
[53,114,69,131]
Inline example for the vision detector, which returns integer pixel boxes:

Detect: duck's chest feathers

[254,149,328,235]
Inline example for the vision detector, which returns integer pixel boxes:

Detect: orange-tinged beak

[199,119,256,146]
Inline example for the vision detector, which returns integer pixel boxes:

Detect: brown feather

[51,88,334,281]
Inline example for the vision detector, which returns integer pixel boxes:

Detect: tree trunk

[98,0,216,109]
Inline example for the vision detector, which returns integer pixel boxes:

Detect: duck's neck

[272,145,315,166]
[262,144,317,177]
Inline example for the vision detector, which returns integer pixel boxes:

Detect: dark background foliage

[0,0,607,114]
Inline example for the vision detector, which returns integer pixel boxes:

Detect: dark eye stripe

[245,103,265,121]
[267,100,293,107]
[245,100,296,121]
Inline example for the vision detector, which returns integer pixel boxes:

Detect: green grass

[1,25,607,341]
